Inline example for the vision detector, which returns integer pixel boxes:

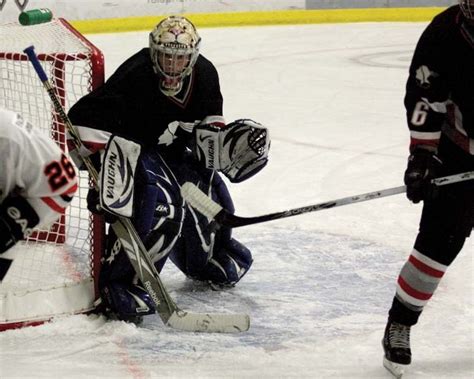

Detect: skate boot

[382,320,411,378]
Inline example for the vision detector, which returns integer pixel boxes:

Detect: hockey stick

[24,46,249,333]
[181,171,474,228]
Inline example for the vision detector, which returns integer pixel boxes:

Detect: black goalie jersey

[68,48,224,161]
[405,5,474,155]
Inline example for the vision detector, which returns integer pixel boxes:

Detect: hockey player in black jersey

[68,16,270,323]
[383,1,474,375]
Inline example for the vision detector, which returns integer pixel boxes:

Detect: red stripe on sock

[398,276,433,301]
[409,255,445,278]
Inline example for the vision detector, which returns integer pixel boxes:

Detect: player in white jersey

[0,107,78,255]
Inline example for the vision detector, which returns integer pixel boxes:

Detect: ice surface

[0,22,472,379]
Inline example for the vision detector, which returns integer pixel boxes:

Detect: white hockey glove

[194,119,270,183]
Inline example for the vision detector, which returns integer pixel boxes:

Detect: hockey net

[0,18,105,330]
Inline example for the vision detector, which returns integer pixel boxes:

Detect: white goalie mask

[460,0,474,21]
[149,16,201,96]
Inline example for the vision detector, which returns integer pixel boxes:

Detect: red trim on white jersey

[63,183,78,196]
[41,182,78,214]
[41,196,66,213]
[68,125,111,155]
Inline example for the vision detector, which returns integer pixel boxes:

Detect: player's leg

[169,158,253,288]
[98,150,185,323]
[383,137,474,365]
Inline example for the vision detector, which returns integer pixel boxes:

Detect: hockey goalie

[67,15,270,324]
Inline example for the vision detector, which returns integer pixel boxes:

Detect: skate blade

[383,357,408,378]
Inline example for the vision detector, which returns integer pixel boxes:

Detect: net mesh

[0,19,104,326]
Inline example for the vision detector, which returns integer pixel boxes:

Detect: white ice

[1,22,473,379]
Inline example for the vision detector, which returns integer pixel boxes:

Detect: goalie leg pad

[169,162,218,275]
[201,238,253,287]
[169,162,253,286]
[100,282,156,324]
[137,152,186,265]
[171,231,253,287]
[99,151,185,301]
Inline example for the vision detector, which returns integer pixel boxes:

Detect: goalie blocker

[99,135,141,218]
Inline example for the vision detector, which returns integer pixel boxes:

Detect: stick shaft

[226,171,474,227]
[182,171,474,228]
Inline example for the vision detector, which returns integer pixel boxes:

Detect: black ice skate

[382,321,411,378]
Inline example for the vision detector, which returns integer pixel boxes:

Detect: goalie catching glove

[194,119,270,182]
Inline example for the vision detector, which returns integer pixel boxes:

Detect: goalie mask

[149,16,201,96]
[460,0,474,21]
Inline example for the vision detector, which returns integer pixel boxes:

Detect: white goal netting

[0,18,105,330]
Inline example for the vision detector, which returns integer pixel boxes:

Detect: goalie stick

[181,171,474,228]
[24,45,249,333]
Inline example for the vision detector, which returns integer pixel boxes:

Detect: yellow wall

[71,7,445,34]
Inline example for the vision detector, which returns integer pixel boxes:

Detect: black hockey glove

[0,195,40,254]
[404,148,443,204]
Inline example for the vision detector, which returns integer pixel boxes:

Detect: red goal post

[0,17,105,330]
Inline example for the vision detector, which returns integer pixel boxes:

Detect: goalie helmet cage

[0,18,105,331]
